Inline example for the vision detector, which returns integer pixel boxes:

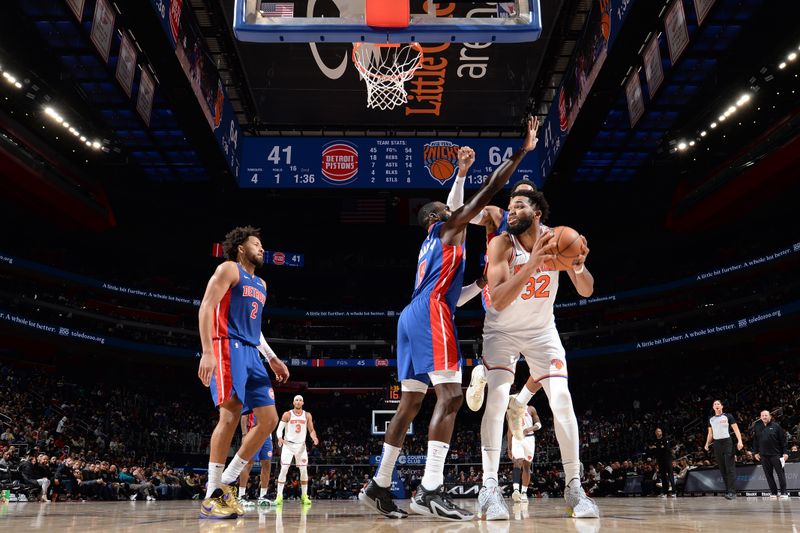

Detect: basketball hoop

[352,42,423,111]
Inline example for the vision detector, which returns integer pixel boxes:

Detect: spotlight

[719,115,726,121]
[14,82,21,88]
[789,52,797,61]
[62,122,70,128]
[710,122,717,128]
[726,106,736,115]
[677,142,687,151]
[91,141,101,149]
[689,141,695,146]
[779,62,786,69]
[80,136,87,142]
[700,131,707,137]
[736,94,751,106]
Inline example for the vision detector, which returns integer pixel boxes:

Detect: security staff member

[704,400,743,500]
[752,410,789,499]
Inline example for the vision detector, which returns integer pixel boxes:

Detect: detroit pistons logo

[268,388,275,400]
[423,141,459,184]
[551,358,564,370]
[321,141,359,185]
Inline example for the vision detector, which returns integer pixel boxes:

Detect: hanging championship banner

[115,32,137,98]
[625,71,644,128]
[64,0,85,21]
[136,67,156,127]
[90,0,116,63]
[664,0,690,65]
[642,35,664,98]
[693,0,717,27]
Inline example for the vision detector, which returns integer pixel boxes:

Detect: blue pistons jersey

[213,262,267,346]
[411,221,466,311]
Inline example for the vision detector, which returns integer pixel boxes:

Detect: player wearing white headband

[274,394,319,506]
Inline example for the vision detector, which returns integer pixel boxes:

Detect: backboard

[233,0,542,43]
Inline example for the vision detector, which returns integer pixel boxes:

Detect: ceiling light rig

[672,42,799,155]
[43,105,104,152]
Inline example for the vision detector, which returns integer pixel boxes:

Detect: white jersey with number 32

[483,226,559,335]
[287,410,308,443]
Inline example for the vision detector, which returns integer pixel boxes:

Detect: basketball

[552,225,583,271]
[429,160,455,182]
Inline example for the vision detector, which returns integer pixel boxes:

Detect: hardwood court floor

[1,496,798,532]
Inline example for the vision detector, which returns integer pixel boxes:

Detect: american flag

[259,2,294,17]
[340,198,387,224]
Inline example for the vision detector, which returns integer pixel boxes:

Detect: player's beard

[438,212,451,223]
[249,251,264,267]
[507,218,532,235]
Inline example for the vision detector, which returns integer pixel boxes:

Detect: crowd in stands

[1,346,798,502]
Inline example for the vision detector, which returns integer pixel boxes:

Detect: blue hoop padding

[233,2,542,43]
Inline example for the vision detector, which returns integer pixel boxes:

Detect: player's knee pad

[278,464,290,483]
[299,466,308,482]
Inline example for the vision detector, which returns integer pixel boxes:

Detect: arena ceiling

[0,0,798,223]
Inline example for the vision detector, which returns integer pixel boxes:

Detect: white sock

[516,384,535,405]
[481,372,512,486]
[206,462,224,498]
[421,441,449,491]
[221,455,249,485]
[277,482,284,497]
[260,487,268,498]
[521,485,528,494]
[542,378,581,482]
[513,483,520,491]
[373,442,401,488]
[301,484,308,496]
[238,486,246,498]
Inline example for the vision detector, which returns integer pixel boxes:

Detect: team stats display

[239,137,541,189]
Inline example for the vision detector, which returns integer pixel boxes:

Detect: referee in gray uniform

[704,400,743,500]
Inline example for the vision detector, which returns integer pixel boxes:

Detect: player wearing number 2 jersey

[197,226,289,520]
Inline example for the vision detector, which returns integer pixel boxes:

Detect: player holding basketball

[237,410,274,507]
[360,117,540,521]
[197,226,290,519]
[475,189,598,520]
[507,404,540,503]
[274,395,319,506]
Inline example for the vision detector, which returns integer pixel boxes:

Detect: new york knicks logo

[551,358,564,370]
[321,141,359,185]
[423,141,459,184]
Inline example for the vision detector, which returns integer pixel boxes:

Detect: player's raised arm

[197,261,239,386]
[440,116,539,245]
[446,146,475,211]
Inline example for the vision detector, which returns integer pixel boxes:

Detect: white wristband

[258,332,277,361]
[573,264,585,275]
[532,422,542,432]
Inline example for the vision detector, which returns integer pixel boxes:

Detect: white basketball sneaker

[466,364,487,411]
[478,485,509,521]
[506,396,526,441]
[565,478,600,518]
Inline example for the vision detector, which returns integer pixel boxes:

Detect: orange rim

[352,42,424,81]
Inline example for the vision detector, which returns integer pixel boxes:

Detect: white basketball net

[352,42,424,111]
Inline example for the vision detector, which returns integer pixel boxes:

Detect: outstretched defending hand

[269,358,290,383]
[521,116,540,153]
[457,146,475,174]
